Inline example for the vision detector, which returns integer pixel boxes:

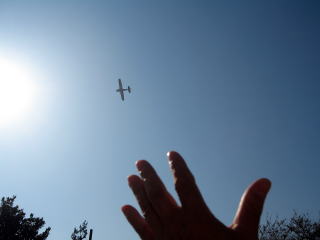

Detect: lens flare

[0,58,37,127]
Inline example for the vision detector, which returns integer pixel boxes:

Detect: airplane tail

[128,86,131,93]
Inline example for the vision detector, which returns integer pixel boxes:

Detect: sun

[0,58,37,127]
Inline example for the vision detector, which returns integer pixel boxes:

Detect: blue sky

[0,1,319,239]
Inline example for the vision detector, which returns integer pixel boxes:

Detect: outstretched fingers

[128,175,161,230]
[232,178,271,237]
[136,160,179,221]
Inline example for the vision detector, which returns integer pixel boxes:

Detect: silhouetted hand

[122,151,271,240]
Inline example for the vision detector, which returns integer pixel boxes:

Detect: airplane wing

[118,79,123,89]
[120,90,124,101]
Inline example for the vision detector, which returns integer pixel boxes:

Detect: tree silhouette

[0,196,51,240]
[259,211,320,240]
[71,220,88,240]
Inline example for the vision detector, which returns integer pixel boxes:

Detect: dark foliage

[71,220,88,240]
[0,196,51,240]
[259,211,320,240]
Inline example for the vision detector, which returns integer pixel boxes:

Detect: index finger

[167,151,214,219]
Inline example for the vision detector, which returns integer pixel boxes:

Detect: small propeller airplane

[116,78,131,101]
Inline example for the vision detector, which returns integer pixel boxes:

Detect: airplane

[116,78,131,101]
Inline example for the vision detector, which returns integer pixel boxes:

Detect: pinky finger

[122,205,154,240]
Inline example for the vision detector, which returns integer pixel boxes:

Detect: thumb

[232,178,271,237]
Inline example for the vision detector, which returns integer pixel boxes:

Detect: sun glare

[0,58,37,128]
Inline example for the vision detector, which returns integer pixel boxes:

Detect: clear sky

[0,1,319,240]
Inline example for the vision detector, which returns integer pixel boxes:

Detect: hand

[122,151,271,240]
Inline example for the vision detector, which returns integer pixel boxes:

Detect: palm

[122,151,271,240]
